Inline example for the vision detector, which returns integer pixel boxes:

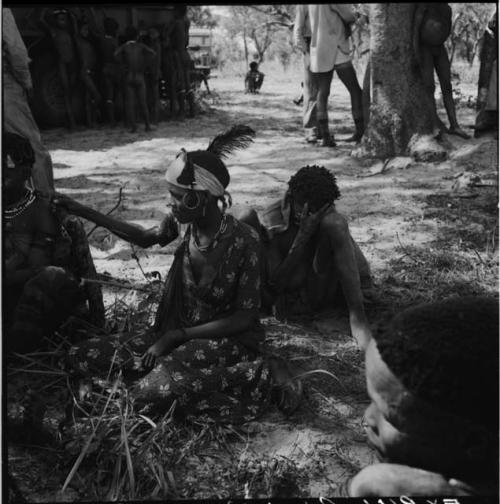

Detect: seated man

[245,61,265,94]
[236,165,372,350]
[345,297,498,496]
[3,132,85,354]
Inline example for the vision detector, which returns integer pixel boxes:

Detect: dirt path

[9,74,498,500]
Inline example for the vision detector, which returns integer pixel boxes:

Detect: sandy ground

[9,70,499,500]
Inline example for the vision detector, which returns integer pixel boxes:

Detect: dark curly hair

[3,132,35,169]
[375,296,498,431]
[288,165,340,211]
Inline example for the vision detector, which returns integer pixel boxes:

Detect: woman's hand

[157,213,179,246]
[142,329,186,369]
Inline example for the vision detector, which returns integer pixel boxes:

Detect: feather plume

[206,125,255,159]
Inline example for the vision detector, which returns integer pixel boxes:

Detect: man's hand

[296,202,331,240]
[142,329,186,369]
[349,463,475,497]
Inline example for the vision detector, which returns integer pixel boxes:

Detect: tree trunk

[243,28,249,68]
[360,4,439,159]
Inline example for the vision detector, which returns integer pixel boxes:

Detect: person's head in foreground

[3,132,35,205]
[164,125,255,224]
[351,296,498,496]
[249,61,259,71]
[287,165,341,219]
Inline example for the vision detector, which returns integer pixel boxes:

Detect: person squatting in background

[245,61,265,94]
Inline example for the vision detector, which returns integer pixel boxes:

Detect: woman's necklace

[4,188,36,220]
[192,213,228,253]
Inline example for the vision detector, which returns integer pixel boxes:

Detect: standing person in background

[114,26,156,133]
[145,27,162,125]
[294,5,363,146]
[475,7,498,137]
[172,4,195,118]
[72,16,102,128]
[413,3,470,139]
[39,8,78,130]
[3,7,54,198]
[161,19,179,118]
[293,4,318,143]
[89,9,123,127]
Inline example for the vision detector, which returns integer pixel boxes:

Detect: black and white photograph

[3,3,499,501]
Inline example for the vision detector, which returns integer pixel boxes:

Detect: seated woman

[236,165,373,350]
[344,297,498,496]
[55,126,295,423]
[3,132,85,354]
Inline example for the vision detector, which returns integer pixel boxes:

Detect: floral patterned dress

[67,215,271,424]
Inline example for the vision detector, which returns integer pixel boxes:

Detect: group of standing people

[38,4,196,132]
[293,3,498,148]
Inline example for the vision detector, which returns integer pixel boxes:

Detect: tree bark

[360,4,438,159]
[243,28,249,68]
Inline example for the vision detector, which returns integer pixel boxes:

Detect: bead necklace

[192,213,228,253]
[4,189,36,220]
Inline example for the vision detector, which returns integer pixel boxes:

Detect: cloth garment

[6,266,84,354]
[67,215,272,424]
[165,149,225,197]
[308,4,354,73]
[2,8,54,196]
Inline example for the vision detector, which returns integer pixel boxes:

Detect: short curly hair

[375,296,498,431]
[288,165,340,211]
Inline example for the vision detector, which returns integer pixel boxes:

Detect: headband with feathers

[172,125,256,191]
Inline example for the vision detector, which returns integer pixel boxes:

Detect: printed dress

[67,215,271,424]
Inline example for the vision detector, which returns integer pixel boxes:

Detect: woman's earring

[182,190,201,210]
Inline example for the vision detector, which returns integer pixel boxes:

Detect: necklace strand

[4,189,36,220]
[192,214,228,253]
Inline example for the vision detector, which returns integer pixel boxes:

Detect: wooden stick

[81,277,154,292]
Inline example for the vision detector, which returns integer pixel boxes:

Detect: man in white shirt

[294,5,364,146]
